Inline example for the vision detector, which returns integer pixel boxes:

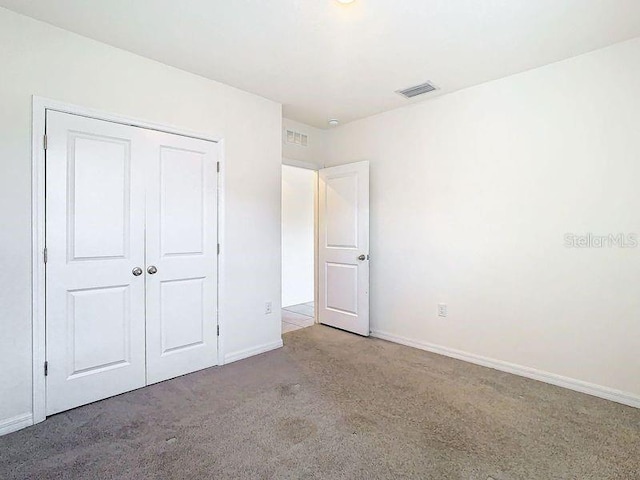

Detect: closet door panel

[45,111,147,415]
[145,131,219,384]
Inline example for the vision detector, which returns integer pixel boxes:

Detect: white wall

[282,118,327,169]
[0,7,282,431]
[326,37,640,402]
[282,166,315,307]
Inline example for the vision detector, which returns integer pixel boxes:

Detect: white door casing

[144,130,219,384]
[318,161,370,336]
[45,111,147,415]
[45,110,219,415]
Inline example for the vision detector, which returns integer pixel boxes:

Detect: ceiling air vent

[396,81,437,99]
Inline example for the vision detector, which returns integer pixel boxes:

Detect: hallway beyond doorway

[282,302,315,333]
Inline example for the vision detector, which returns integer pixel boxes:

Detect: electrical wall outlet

[265,302,272,315]
[438,303,447,317]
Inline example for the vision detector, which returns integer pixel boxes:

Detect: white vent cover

[285,129,308,147]
[396,81,437,99]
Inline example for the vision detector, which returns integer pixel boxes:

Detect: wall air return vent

[396,81,437,99]
[285,129,309,147]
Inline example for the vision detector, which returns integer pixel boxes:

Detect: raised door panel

[325,263,359,316]
[160,147,205,256]
[67,285,131,376]
[69,135,130,261]
[325,174,359,249]
[160,277,205,354]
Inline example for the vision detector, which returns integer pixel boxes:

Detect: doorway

[281,165,316,333]
[281,160,371,336]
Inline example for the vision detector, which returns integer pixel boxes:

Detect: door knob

[357,254,367,261]
[132,267,143,276]
[147,265,158,275]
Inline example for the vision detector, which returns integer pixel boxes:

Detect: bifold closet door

[45,111,147,415]
[144,130,219,384]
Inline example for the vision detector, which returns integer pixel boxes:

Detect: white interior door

[318,161,370,336]
[45,111,147,415]
[144,130,219,384]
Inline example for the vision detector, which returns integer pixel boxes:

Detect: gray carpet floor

[1,325,639,479]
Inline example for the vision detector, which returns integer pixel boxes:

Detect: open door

[318,161,370,336]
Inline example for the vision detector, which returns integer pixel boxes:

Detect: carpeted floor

[1,325,639,479]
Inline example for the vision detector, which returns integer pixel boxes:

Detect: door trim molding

[31,96,226,426]
[282,157,321,171]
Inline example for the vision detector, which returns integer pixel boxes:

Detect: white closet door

[45,111,147,415]
[144,130,219,384]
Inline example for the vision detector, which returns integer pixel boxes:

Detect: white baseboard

[224,339,284,364]
[371,330,640,409]
[0,413,33,436]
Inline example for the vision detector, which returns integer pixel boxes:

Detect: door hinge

[217,243,220,255]
[43,247,48,264]
[44,361,48,377]
[217,325,220,336]
[216,162,220,173]
[43,134,47,150]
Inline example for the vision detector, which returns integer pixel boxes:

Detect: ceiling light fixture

[335,0,355,4]
[328,119,340,127]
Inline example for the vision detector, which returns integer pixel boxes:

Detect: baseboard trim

[371,330,640,409]
[224,339,284,364]
[0,413,33,436]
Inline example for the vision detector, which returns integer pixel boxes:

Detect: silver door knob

[357,254,366,261]
[132,267,143,276]
[147,265,158,274]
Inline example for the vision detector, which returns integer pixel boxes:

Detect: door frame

[280,159,370,332]
[31,96,226,424]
